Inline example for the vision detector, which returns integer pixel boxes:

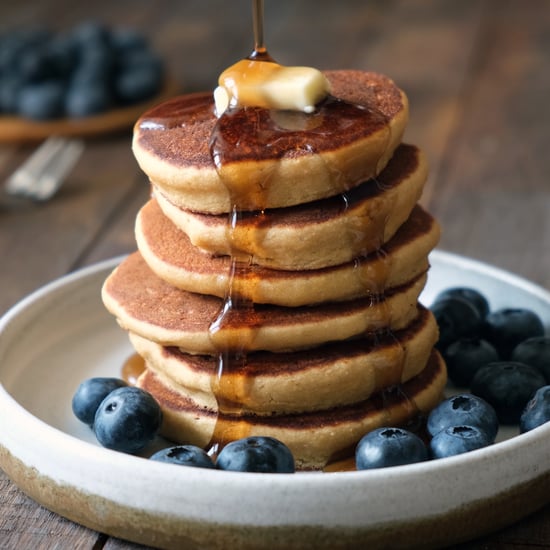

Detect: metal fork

[1,136,84,209]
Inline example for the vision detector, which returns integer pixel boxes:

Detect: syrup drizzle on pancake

[202,1,411,459]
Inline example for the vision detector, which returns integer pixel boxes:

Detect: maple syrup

[121,353,146,386]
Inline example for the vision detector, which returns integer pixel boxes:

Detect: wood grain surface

[1,0,550,548]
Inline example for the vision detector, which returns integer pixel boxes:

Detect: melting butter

[214,58,330,116]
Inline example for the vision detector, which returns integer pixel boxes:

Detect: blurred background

[2,2,550,549]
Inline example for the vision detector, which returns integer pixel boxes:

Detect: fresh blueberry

[45,34,78,78]
[434,287,490,320]
[430,296,483,351]
[482,308,545,359]
[355,427,428,469]
[511,336,550,382]
[216,436,295,473]
[0,28,51,76]
[426,394,499,442]
[430,425,493,459]
[17,48,52,82]
[0,76,23,113]
[470,361,546,424]
[520,386,550,433]
[443,337,499,387]
[94,386,162,454]
[150,445,215,469]
[70,20,112,50]
[110,27,149,53]
[65,81,113,117]
[114,62,163,104]
[72,376,127,425]
[17,81,65,120]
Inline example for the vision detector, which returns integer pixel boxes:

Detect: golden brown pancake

[137,349,446,470]
[153,143,427,270]
[102,251,427,354]
[129,305,438,414]
[132,70,409,214]
[136,199,439,306]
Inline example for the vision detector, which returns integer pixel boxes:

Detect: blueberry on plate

[355,427,428,470]
[0,76,23,113]
[150,445,215,469]
[72,376,127,425]
[426,394,499,442]
[434,287,490,319]
[520,386,550,433]
[430,425,492,459]
[65,81,113,117]
[482,308,544,359]
[470,361,546,424]
[216,436,295,473]
[114,61,163,104]
[430,296,482,351]
[443,337,499,387]
[94,386,162,454]
[511,336,550,382]
[17,80,65,120]
[109,27,148,53]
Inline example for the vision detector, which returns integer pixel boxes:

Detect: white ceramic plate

[1,250,550,550]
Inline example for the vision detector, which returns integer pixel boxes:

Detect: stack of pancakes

[102,70,447,470]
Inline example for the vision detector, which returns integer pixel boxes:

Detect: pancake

[136,200,439,306]
[102,251,427,354]
[132,70,409,214]
[153,143,427,270]
[137,349,446,470]
[129,305,438,414]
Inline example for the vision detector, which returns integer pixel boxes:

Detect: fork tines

[5,136,84,202]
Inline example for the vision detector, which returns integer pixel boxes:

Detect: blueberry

[17,81,65,119]
[511,336,550,382]
[70,20,112,50]
[110,27,148,53]
[482,308,545,359]
[470,361,546,424]
[430,425,493,459]
[0,76,23,113]
[430,296,483,350]
[216,436,295,473]
[355,427,428,469]
[434,287,490,319]
[94,386,162,454]
[150,445,215,469]
[114,63,163,104]
[17,48,52,82]
[65,81,113,117]
[72,376,127,425]
[426,394,499,442]
[45,35,78,78]
[520,386,550,433]
[444,338,499,387]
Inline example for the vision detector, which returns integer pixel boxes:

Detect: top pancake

[133,70,409,214]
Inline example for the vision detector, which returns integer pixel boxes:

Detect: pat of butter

[214,58,330,116]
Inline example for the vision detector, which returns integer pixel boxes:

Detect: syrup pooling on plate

[122,353,146,386]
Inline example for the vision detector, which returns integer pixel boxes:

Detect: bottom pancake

[129,305,438,414]
[137,350,446,470]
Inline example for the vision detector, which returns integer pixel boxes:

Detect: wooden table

[1,0,549,548]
